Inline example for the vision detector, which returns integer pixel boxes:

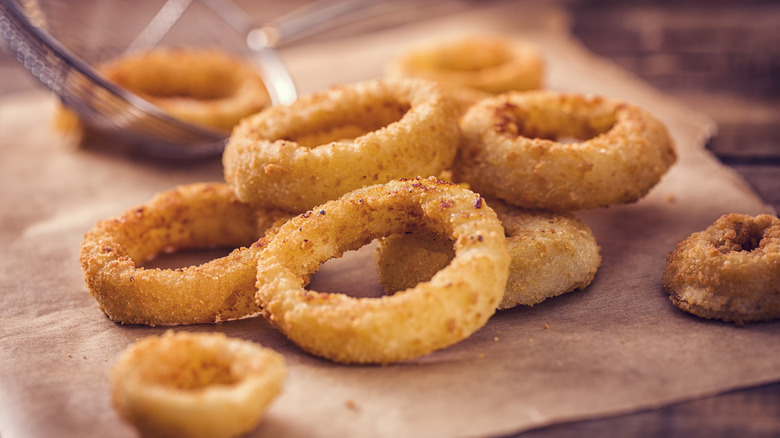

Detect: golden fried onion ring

[663,213,780,325]
[101,47,271,132]
[223,78,460,213]
[453,90,677,212]
[376,199,601,309]
[255,177,510,364]
[387,34,545,95]
[79,182,290,326]
[111,331,286,438]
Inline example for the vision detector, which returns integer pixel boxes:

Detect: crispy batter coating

[79,183,291,326]
[254,177,510,364]
[223,78,460,213]
[376,199,601,309]
[663,213,780,325]
[111,331,286,438]
[387,34,545,99]
[453,90,677,212]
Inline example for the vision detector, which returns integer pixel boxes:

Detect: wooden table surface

[1,1,777,437]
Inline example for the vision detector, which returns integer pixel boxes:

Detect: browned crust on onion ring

[111,331,286,438]
[453,90,677,212]
[223,78,460,213]
[254,177,510,364]
[79,182,291,326]
[663,213,780,325]
[376,199,601,309]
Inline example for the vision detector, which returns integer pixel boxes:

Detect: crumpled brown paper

[1,2,778,438]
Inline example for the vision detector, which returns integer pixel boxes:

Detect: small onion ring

[663,213,780,325]
[101,47,271,132]
[79,182,291,326]
[223,78,460,213]
[376,199,601,309]
[254,177,510,364]
[453,90,677,212]
[111,331,286,438]
[387,34,545,95]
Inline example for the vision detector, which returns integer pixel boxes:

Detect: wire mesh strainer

[0,0,379,159]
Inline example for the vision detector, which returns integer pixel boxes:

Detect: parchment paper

[1,2,778,438]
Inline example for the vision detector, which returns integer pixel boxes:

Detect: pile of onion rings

[223,77,460,213]
[254,177,510,364]
[111,331,286,438]
[663,213,780,325]
[75,34,691,426]
[453,90,677,212]
[376,198,602,309]
[79,182,291,326]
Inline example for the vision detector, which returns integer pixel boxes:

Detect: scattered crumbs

[493,336,500,342]
[83,356,87,360]
[345,400,359,411]
[477,353,486,359]
[665,193,676,203]
[528,338,535,344]
[66,353,72,358]
[543,323,550,330]
[620,339,626,345]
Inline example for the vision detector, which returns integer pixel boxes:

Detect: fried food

[101,47,271,132]
[79,183,291,326]
[663,213,780,325]
[254,177,510,364]
[387,34,545,110]
[111,331,286,438]
[376,199,601,309]
[223,78,460,213]
[453,90,677,212]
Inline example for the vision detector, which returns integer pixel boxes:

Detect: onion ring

[100,47,271,132]
[254,177,510,364]
[223,78,460,213]
[111,331,286,438]
[663,213,780,325]
[387,34,545,95]
[452,90,677,212]
[79,182,291,326]
[376,199,601,309]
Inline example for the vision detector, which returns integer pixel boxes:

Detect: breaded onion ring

[111,331,286,438]
[79,182,291,326]
[453,90,677,212]
[663,213,780,325]
[223,78,460,213]
[101,47,270,132]
[376,199,601,309]
[387,34,545,96]
[254,177,510,364]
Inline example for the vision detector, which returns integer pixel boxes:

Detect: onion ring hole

[283,101,410,148]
